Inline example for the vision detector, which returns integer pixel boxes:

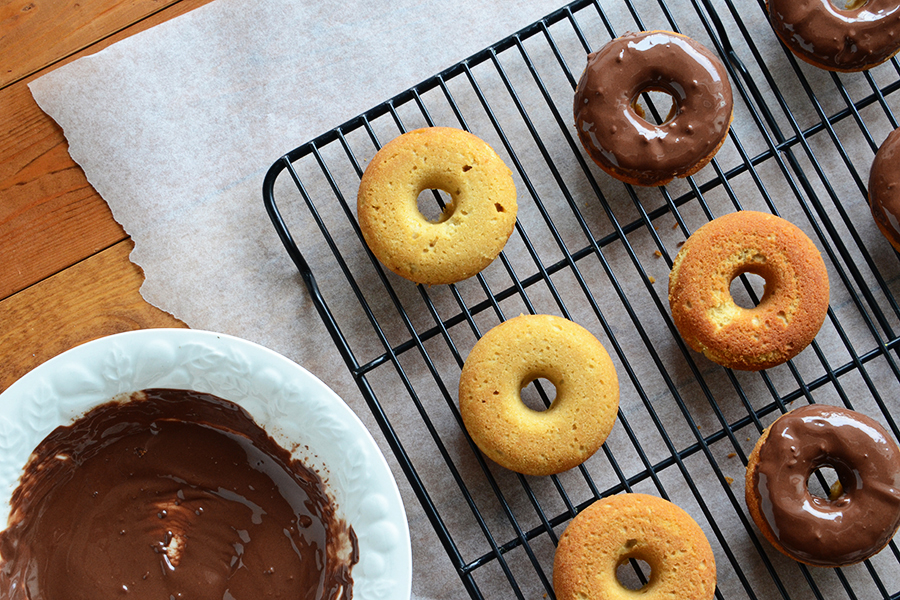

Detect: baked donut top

[751,404,900,566]
[573,30,732,185]
[356,127,517,285]
[767,0,900,71]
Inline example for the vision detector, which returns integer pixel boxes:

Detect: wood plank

[0,239,186,393]
[0,0,184,88]
[0,82,126,299]
[0,0,215,300]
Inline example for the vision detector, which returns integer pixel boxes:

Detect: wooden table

[0,0,229,392]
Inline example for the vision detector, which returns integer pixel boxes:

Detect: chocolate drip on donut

[0,389,357,600]
[749,404,900,566]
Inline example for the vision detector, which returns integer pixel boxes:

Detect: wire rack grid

[263,0,900,598]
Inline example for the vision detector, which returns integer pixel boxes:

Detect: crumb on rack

[727,452,736,459]
[654,250,662,258]
[649,276,656,284]
[725,476,734,485]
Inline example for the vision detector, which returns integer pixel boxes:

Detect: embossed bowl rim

[0,328,411,600]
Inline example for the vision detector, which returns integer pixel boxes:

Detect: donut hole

[519,377,557,412]
[416,188,455,223]
[616,556,652,591]
[831,0,867,9]
[632,89,677,126]
[729,272,767,308]
[807,465,845,501]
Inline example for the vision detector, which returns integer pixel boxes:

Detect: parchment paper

[28,0,900,597]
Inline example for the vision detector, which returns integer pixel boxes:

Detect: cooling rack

[263,0,900,597]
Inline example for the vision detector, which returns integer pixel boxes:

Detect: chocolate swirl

[573,30,733,186]
[767,0,900,71]
[748,404,900,566]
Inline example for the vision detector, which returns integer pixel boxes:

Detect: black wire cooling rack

[263,0,900,597]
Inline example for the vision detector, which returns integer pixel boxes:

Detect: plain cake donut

[553,493,716,600]
[458,314,619,476]
[745,404,900,566]
[573,30,733,186]
[668,211,829,371]
[766,0,900,72]
[357,127,517,285]
[869,127,900,252]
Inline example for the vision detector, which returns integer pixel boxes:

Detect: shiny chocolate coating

[767,0,900,72]
[0,389,357,600]
[748,404,900,566]
[573,30,733,186]
[869,127,900,252]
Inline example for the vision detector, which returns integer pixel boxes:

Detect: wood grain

[0,0,215,300]
[0,239,186,392]
[0,82,125,300]
[0,0,182,88]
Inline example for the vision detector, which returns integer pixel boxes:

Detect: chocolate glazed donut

[869,127,900,251]
[573,30,733,186]
[745,404,900,567]
[767,0,900,72]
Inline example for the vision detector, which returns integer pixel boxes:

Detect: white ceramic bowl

[0,328,411,600]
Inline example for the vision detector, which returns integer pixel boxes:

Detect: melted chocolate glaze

[0,389,357,600]
[767,0,900,72]
[573,30,732,186]
[751,404,900,566]
[869,127,900,251]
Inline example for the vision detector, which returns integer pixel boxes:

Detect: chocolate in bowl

[0,388,356,599]
[0,330,412,600]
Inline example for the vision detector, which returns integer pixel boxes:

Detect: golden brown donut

[573,30,733,186]
[458,314,618,476]
[766,0,900,72]
[553,493,717,600]
[357,127,517,285]
[668,211,829,371]
[745,404,900,567]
